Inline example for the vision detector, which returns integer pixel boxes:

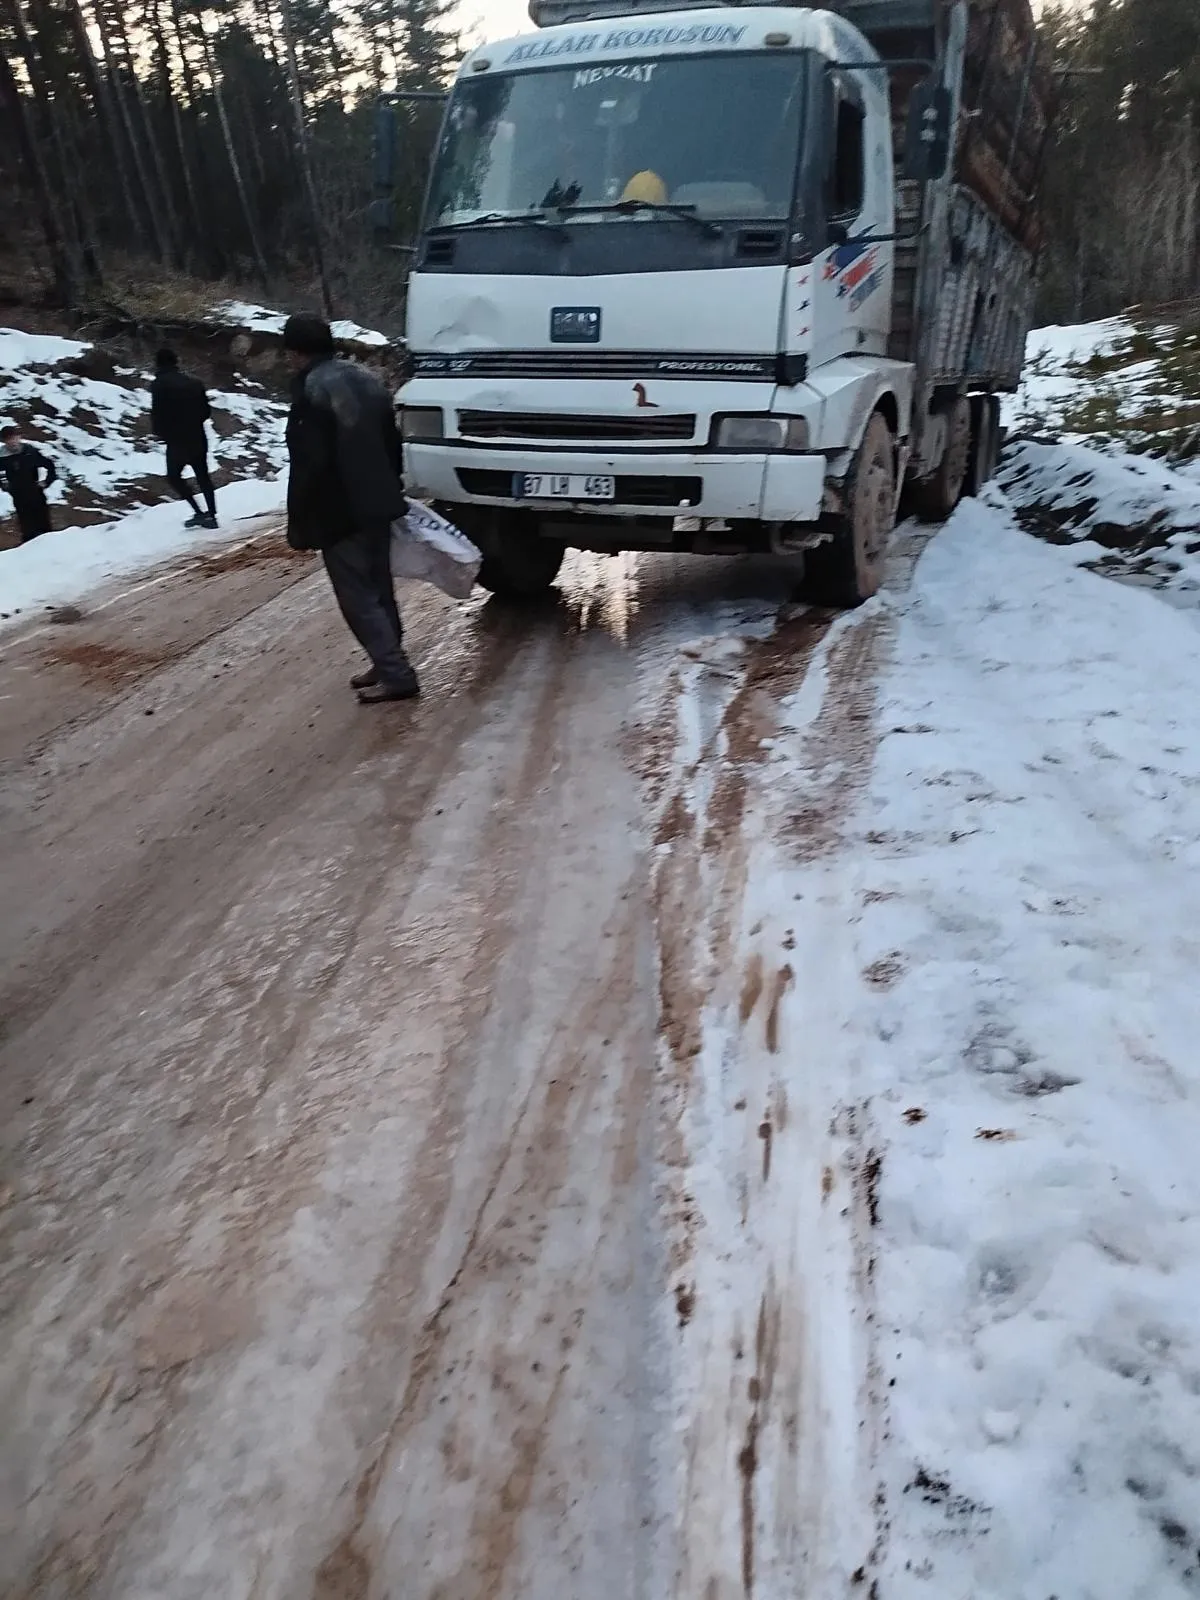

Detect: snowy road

[3,503,1200,1599]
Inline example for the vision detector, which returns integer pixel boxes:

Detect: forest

[1038,0,1200,322]
[0,0,457,330]
[0,0,1197,333]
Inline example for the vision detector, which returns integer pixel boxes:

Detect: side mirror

[904,79,952,181]
[827,219,850,246]
[372,103,399,238]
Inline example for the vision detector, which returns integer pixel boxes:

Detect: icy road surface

[3,500,1200,1600]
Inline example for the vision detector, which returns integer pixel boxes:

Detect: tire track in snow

[645,528,933,1598]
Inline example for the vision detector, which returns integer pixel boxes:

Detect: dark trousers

[166,445,216,517]
[15,492,51,542]
[322,523,410,684]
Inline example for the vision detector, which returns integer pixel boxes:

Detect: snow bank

[997,441,1200,601]
[1024,316,1135,372]
[0,328,92,372]
[864,508,1200,1597]
[999,317,1200,604]
[210,300,391,348]
[660,503,1200,1595]
[0,472,286,631]
[1006,314,1200,452]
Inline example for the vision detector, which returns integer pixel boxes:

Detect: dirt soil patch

[40,639,169,687]
[189,535,297,576]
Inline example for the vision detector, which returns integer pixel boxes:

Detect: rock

[62,348,118,383]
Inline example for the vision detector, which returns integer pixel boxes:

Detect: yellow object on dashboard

[621,170,668,205]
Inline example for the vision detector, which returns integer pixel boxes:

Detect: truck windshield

[427,53,807,228]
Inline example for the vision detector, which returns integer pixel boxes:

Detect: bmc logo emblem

[632,383,658,409]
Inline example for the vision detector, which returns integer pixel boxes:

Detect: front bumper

[405,442,828,526]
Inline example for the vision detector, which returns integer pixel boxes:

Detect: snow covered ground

[0,325,288,529]
[211,300,392,348]
[1004,313,1200,452]
[0,476,287,632]
[866,511,1200,1597]
[656,497,1200,1596]
[0,322,291,625]
[1000,315,1200,604]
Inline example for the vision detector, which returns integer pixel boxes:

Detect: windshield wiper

[430,211,570,240]
[553,199,722,238]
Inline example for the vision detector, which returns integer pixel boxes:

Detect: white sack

[390,502,481,599]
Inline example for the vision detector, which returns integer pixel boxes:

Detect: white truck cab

[384,0,1045,603]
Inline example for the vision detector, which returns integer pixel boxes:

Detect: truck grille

[414,350,778,380]
[457,469,703,509]
[458,410,696,442]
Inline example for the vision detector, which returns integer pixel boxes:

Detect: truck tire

[966,393,1001,495]
[913,394,972,521]
[802,411,895,608]
[476,521,565,599]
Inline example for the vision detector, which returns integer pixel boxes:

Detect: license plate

[515,473,615,501]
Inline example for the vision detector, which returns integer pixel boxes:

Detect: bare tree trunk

[199,20,271,290]
[149,0,205,266]
[166,0,229,273]
[279,0,334,317]
[90,0,172,261]
[110,0,184,265]
[236,80,269,188]
[37,23,106,286]
[0,38,76,306]
[8,0,96,290]
[66,0,146,250]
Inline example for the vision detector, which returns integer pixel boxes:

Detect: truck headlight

[402,407,444,441]
[713,415,809,451]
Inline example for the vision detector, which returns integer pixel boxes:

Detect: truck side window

[831,94,866,218]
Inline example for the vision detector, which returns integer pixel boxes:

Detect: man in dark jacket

[0,423,57,542]
[282,312,418,703]
[150,348,218,529]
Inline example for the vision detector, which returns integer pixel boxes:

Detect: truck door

[803,65,894,374]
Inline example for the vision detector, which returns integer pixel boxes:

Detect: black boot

[351,665,380,690]
[357,667,420,704]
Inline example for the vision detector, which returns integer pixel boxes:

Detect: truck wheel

[966,394,1001,494]
[476,520,565,599]
[802,411,895,608]
[913,394,972,521]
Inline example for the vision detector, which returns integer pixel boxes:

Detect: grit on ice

[668,494,1200,1597]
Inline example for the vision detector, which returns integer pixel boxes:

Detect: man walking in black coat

[0,422,57,542]
[282,312,418,704]
[150,348,218,529]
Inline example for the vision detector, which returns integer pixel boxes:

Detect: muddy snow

[658,507,1200,1596]
[0,491,288,632]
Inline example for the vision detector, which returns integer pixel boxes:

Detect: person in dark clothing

[150,348,218,529]
[282,312,418,704]
[0,423,57,542]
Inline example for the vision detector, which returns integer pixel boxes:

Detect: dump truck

[376,0,1052,603]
